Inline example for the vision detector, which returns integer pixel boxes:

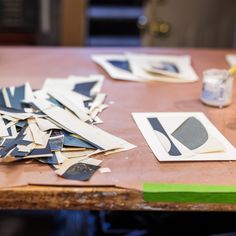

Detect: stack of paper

[92,53,198,83]
[133,112,236,161]
[0,75,135,181]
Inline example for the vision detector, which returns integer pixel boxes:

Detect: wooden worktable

[1,47,236,211]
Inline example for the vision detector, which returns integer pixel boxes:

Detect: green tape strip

[143,183,236,204]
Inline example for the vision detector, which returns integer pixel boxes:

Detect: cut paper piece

[0,116,9,137]
[80,157,102,166]
[148,117,181,156]
[69,74,104,98]
[17,143,35,153]
[27,143,53,158]
[32,97,135,151]
[55,157,101,181]
[16,120,27,128]
[34,132,51,149]
[0,127,29,158]
[89,104,108,120]
[2,88,11,107]
[10,125,17,138]
[1,138,14,147]
[89,93,106,113]
[35,117,60,131]
[42,75,103,98]
[0,108,33,120]
[54,151,67,164]
[38,153,60,165]
[63,131,96,149]
[132,112,236,161]
[61,147,85,152]
[2,83,34,110]
[60,163,100,181]
[49,131,64,152]
[2,115,18,122]
[0,91,5,107]
[143,183,236,204]
[93,116,103,124]
[108,60,131,72]
[62,150,95,159]
[226,55,236,67]
[172,117,208,150]
[5,121,17,130]
[47,89,91,122]
[10,143,33,158]
[61,90,87,112]
[27,118,44,145]
[99,167,111,173]
[73,81,97,98]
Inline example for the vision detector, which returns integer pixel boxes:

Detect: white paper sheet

[132,112,236,161]
[92,53,198,83]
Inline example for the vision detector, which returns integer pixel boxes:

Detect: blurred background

[0,0,236,47]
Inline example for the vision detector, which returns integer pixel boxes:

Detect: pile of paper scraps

[0,75,135,181]
[92,53,198,83]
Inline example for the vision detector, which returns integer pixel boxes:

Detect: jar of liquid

[200,69,234,107]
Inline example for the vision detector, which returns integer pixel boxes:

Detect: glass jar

[200,69,233,108]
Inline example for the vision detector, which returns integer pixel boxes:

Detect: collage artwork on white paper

[92,53,198,83]
[132,112,236,162]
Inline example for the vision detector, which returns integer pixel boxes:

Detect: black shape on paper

[6,85,25,110]
[84,100,92,109]
[171,117,208,150]
[148,117,181,156]
[151,62,179,73]
[62,163,100,181]
[47,97,64,108]
[0,105,26,113]
[0,90,5,107]
[10,146,31,157]
[73,81,97,97]
[0,126,27,157]
[51,130,63,137]
[38,153,59,165]
[28,143,52,157]
[108,60,132,72]
[0,137,4,145]
[26,102,42,112]
[6,127,12,137]
[63,131,97,149]
[0,139,30,158]
[16,120,27,128]
[49,132,64,152]
[1,138,15,147]
[3,119,11,136]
